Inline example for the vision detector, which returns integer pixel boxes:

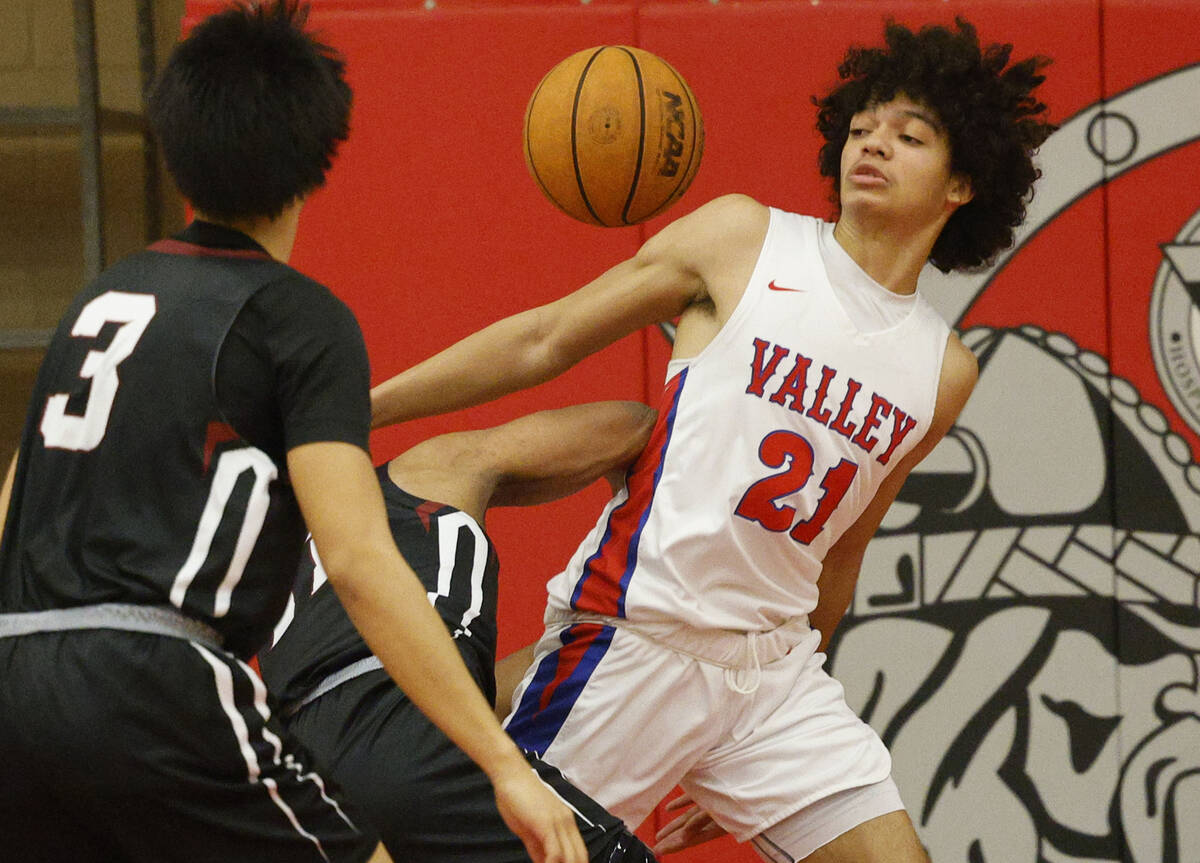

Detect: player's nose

[859,129,890,158]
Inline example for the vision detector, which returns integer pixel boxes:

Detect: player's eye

[899,134,923,145]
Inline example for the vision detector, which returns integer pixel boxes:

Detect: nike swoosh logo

[768,279,802,292]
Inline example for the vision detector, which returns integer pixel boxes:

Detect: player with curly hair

[815,17,1053,273]
[368,18,1056,862]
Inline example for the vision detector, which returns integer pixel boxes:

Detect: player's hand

[653,791,728,855]
[492,762,588,863]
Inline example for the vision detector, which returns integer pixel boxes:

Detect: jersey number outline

[171,446,277,617]
[734,429,859,545]
[429,511,488,638]
[271,509,489,646]
[40,290,157,451]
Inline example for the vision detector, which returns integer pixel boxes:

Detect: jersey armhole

[673,206,784,377]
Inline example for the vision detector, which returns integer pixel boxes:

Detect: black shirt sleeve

[215,274,372,463]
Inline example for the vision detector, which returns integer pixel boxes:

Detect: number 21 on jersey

[40,291,157,452]
[735,429,858,545]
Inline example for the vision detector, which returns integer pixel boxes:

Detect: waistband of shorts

[0,603,224,651]
[545,609,814,671]
[285,654,386,717]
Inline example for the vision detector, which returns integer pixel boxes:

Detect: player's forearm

[329,549,527,780]
[0,451,17,546]
[370,253,693,430]
[809,595,852,654]
[810,554,864,652]
[534,401,654,481]
[490,401,655,506]
[370,308,568,429]
[494,643,537,720]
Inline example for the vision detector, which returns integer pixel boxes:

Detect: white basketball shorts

[504,614,897,843]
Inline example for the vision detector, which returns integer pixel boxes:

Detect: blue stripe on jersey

[569,368,688,618]
[505,623,616,756]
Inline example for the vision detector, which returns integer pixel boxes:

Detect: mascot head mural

[828,63,1200,863]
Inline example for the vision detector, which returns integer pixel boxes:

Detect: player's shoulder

[936,331,979,416]
[652,193,769,259]
[256,270,360,331]
[261,268,343,304]
[944,331,979,381]
[690,193,770,228]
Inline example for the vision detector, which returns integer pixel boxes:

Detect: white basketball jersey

[547,209,951,632]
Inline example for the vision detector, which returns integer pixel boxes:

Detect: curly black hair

[148,0,352,222]
[814,18,1055,273]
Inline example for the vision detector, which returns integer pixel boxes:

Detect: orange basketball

[523,45,704,227]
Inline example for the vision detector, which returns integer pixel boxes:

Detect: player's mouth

[849,163,887,186]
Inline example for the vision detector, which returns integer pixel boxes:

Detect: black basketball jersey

[260,466,501,708]
[0,223,371,658]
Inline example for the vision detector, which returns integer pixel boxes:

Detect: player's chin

[838,189,896,216]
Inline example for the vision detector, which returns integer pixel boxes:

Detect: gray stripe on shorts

[285,655,385,717]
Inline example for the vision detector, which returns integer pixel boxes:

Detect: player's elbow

[518,304,593,382]
[600,402,657,480]
[622,402,657,456]
[632,400,657,427]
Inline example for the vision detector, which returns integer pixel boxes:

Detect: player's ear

[946,172,974,208]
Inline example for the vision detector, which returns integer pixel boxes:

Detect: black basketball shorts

[0,630,377,863]
[288,667,657,863]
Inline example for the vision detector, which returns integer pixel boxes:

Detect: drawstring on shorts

[724,630,763,695]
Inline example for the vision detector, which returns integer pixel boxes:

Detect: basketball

[523,45,704,227]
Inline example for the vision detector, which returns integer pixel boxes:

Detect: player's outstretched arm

[494,643,537,720]
[391,400,656,524]
[288,440,587,863]
[485,400,656,507]
[810,335,978,651]
[370,194,767,429]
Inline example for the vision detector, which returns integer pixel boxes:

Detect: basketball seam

[618,46,648,227]
[572,48,607,226]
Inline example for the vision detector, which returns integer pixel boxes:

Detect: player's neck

[832,214,939,296]
[194,199,304,263]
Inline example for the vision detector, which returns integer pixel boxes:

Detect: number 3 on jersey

[40,291,156,451]
[735,430,858,545]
